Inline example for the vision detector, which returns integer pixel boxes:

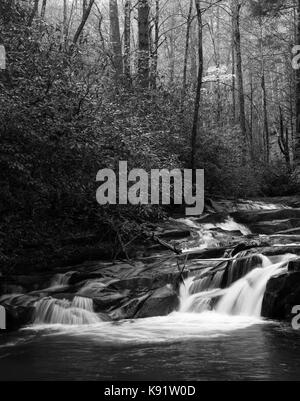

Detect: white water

[34,296,101,325]
[29,253,295,345]
[203,217,251,236]
[50,272,74,288]
[216,255,293,316]
[181,253,296,318]
[179,216,251,253]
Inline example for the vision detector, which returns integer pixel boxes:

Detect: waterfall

[178,216,251,254]
[180,277,223,313]
[50,272,73,288]
[180,254,296,318]
[189,253,270,297]
[34,296,101,325]
[72,296,94,312]
[203,217,251,236]
[216,257,289,317]
[189,270,224,295]
[226,254,271,287]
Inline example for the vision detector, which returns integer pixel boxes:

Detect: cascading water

[50,272,74,288]
[180,253,297,318]
[34,296,101,325]
[179,216,252,254]
[226,253,271,287]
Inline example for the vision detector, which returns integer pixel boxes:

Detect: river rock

[109,293,152,320]
[135,285,179,318]
[288,258,300,272]
[0,294,38,330]
[262,271,300,320]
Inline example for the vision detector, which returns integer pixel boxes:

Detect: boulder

[262,271,300,320]
[288,258,300,273]
[135,285,179,318]
[109,293,152,320]
[0,294,38,331]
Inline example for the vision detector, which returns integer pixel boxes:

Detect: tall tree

[191,0,203,170]
[28,0,39,27]
[124,0,131,82]
[73,0,95,45]
[109,0,123,79]
[138,0,150,88]
[295,0,300,179]
[63,0,68,43]
[40,0,47,19]
[259,19,269,162]
[232,0,248,152]
[182,0,193,103]
[151,0,159,89]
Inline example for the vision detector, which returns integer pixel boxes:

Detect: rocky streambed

[2,196,300,331]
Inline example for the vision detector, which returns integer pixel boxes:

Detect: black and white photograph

[1,0,300,384]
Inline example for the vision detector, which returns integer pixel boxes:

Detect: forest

[1,0,300,272]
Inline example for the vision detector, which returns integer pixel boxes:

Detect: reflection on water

[1,316,300,381]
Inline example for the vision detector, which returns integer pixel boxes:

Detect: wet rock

[250,245,300,258]
[231,209,300,225]
[104,269,185,294]
[135,285,179,318]
[0,294,38,330]
[262,272,300,320]
[93,291,130,310]
[249,220,299,235]
[109,293,152,320]
[288,258,300,272]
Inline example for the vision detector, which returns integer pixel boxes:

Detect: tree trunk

[279,106,292,173]
[182,0,193,103]
[190,0,203,170]
[232,0,247,153]
[40,0,47,18]
[138,0,150,88]
[231,18,236,123]
[83,0,87,14]
[295,0,300,179]
[73,0,95,45]
[63,0,68,43]
[150,0,159,89]
[261,70,269,163]
[250,73,253,146]
[124,0,131,82]
[109,0,123,79]
[259,20,269,163]
[28,0,39,27]
[168,10,176,85]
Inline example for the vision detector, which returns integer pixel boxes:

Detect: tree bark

[232,0,248,153]
[190,0,203,170]
[109,0,123,79]
[73,0,95,45]
[28,0,39,27]
[259,19,269,163]
[231,16,236,123]
[63,0,68,43]
[182,0,193,103]
[124,0,131,82]
[150,0,159,89]
[295,0,300,179]
[138,0,150,88]
[40,0,47,19]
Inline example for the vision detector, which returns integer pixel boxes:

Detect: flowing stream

[1,200,300,380]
